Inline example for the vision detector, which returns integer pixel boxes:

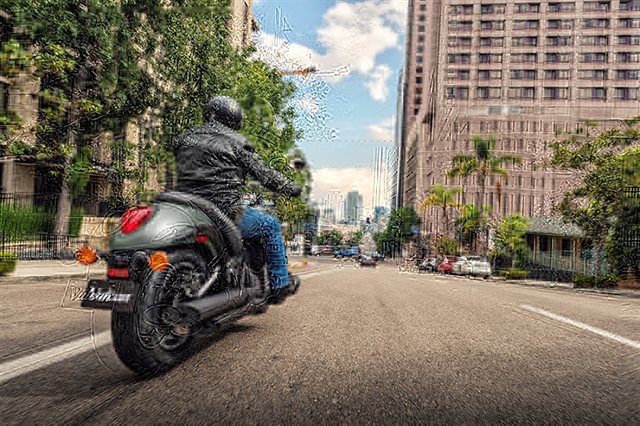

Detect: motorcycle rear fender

[109,202,222,253]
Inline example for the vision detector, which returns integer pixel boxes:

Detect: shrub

[500,269,529,280]
[0,252,18,275]
[0,203,55,240]
[595,274,619,289]
[573,274,596,288]
[68,207,85,237]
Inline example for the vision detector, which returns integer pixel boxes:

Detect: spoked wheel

[112,249,208,375]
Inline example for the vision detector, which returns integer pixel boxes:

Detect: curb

[0,273,105,284]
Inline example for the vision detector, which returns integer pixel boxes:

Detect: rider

[173,96,302,304]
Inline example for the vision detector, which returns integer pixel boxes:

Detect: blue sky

[251,0,407,213]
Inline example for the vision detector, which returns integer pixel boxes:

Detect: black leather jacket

[173,121,299,219]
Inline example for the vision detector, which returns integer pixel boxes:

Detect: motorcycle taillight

[120,206,153,234]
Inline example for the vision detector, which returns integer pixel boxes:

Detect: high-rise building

[400,0,640,236]
[344,191,364,224]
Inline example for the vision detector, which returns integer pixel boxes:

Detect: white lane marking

[0,331,110,384]
[298,268,338,279]
[521,305,640,350]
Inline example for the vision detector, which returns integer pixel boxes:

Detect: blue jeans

[237,207,289,290]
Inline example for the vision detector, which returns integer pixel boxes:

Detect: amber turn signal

[149,251,170,271]
[77,245,98,265]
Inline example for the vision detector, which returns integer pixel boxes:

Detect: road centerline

[521,304,640,350]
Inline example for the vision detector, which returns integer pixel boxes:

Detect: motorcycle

[74,191,301,375]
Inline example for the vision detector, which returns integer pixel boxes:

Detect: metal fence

[0,192,87,259]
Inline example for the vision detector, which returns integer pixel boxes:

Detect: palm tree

[455,203,492,254]
[420,184,462,239]
[448,135,523,215]
[447,157,476,206]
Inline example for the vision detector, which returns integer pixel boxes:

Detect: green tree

[434,236,458,256]
[420,184,462,238]
[550,118,640,278]
[455,203,491,255]
[343,229,364,246]
[376,207,419,257]
[316,230,343,247]
[449,135,523,214]
[447,156,476,206]
[494,214,529,269]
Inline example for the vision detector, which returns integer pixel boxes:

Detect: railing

[0,232,88,260]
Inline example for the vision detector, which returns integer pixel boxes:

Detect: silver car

[451,256,492,278]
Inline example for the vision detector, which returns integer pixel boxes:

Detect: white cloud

[297,93,320,114]
[368,116,395,141]
[252,0,407,101]
[365,64,393,102]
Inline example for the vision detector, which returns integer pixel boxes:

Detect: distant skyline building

[400,0,640,237]
[372,146,390,211]
[344,191,364,225]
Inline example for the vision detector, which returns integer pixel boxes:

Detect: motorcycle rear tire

[112,249,208,375]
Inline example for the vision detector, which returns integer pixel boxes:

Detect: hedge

[573,274,596,288]
[0,252,18,275]
[500,269,529,280]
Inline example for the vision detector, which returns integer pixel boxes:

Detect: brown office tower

[399,0,640,237]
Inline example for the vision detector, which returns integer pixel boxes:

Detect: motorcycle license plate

[78,279,134,310]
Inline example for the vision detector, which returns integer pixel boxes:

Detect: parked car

[358,255,377,267]
[418,257,437,273]
[437,256,458,274]
[312,245,335,256]
[451,256,492,278]
[334,246,359,258]
[365,251,385,262]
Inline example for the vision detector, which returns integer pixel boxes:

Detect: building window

[513,36,538,47]
[480,53,503,63]
[561,238,572,256]
[548,19,574,29]
[577,87,607,100]
[416,76,423,84]
[583,1,611,12]
[545,53,571,63]
[511,69,537,80]
[580,35,609,46]
[544,69,571,80]
[448,53,471,64]
[449,21,472,31]
[416,66,423,74]
[620,0,640,10]
[448,37,472,47]
[446,86,470,100]
[418,35,425,42]
[544,87,570,99]
[616,69,639,80]
[478,69,502,80]
[415,97,422,105]
[614,88,639,100]
[508,87,536,99]
[449,4,474,14]
[480,37,504,47]
[580,52,608,63]
[618,18,640,28]
[418,25,425,32]
[481,4,506,14]
[416,56,424,63]
[546,36,573,46]
[480,20,505,30]
[577,69,608,80]
[512,53,538,63]
[477,87,502,99]
[420,4,426,11]
[514,3,540,13]
[618,35,640,45]
[513,19,539,30]
[539,236,549,252]
[548,2,576,12]
[616,52,640,62]
[583,18,609,28]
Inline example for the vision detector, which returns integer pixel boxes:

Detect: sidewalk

[475,275,640,299]
[0,257,320,284]
[0,260,107,283]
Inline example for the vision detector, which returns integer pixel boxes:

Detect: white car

[451,256,492,278]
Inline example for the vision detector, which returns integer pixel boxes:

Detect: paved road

[1,261,638,424]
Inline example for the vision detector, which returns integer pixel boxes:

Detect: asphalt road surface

[1,259,639,424]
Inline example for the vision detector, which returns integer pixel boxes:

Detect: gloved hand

[289,184,302,197]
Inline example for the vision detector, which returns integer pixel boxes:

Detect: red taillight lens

[107,268,129,278]
[120,206,153,234]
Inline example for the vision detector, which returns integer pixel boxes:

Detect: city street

[1,259,638,424]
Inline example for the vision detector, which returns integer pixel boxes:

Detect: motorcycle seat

[155,191,244,257]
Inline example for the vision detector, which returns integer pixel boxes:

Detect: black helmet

[204,96,243,130]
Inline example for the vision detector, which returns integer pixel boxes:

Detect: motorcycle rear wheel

[112,249,208,375]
